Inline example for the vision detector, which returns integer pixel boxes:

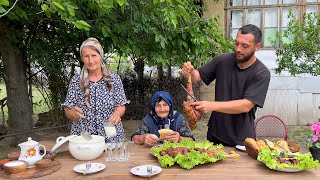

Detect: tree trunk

[167,59,172,78]
[0,19,33,135]
[27,60,33,114]
[47,73,68,126]
[157,64,164,80]
[133,57,146,103]
[133,57,145,81]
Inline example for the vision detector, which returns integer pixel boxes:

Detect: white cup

[104,122,116,137]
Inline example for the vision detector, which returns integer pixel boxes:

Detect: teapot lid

[19,137,38,146]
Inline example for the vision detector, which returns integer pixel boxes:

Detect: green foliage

[0,84,49,120]
[272,10,320,76]
[0,0,231,126]
[0,0,9,6]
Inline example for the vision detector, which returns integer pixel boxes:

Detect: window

[226,0,320,48]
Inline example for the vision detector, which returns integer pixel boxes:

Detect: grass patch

[0,84,50,120]
[288,125,312,149]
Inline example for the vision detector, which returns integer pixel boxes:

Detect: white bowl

[69,135,105,161]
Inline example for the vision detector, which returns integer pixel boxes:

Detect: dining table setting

[37,138,320,179]
[1,135,320,180]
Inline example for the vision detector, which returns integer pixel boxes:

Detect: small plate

[130,165,162,177]
[235,145,246,151]
[73,162,106,175]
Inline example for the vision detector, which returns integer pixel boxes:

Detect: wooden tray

[0,160,61,179]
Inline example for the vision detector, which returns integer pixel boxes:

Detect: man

[182,24,271,146]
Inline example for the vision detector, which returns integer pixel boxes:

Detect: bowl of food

[68,135,105,161]
[40,150,57,161]
[35,159,52,169]
[3,160,27,174]
[7,152,20,160]
[0,159,11,169]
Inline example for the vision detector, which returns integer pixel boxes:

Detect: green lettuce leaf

[257,147,319,170]
[150,139,227,169]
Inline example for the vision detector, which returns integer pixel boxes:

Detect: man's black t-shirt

[198,53,271,146]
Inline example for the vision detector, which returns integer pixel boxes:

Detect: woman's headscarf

[79,37,112,108]
[150,91,176,129]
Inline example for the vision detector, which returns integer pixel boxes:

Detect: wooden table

[38,140,319,180]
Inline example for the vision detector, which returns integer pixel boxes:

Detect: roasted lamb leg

[182,61,201,130]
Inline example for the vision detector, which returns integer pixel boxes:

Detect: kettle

[18,137,46,168]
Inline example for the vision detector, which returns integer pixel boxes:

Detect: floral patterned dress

[63,71,128,142]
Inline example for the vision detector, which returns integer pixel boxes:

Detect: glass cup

[105,142,118,162]
[128,140,135,156]
[118,142,129,162]
[104,121,117,137]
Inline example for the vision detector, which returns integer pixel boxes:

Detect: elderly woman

[131,91,194,146]
[63,37,128,142]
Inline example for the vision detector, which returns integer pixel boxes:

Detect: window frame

[225,0,320,49]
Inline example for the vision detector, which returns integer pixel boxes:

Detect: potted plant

[307,121,320,160]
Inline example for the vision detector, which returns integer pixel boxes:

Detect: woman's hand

[164,131,180,143]
[110,105,126,124]
[64,106,84,121]
[108,113,122,125]
[144,134,159,147]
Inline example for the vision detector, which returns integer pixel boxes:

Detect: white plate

[235,145,246,151]
[73,162,106,175]
[51,135,77,153]
[130,165,162,177]
[274,166,304,173]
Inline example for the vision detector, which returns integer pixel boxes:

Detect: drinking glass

[118,141,129,162]
[105,142,118,162]
[128,140,135,156]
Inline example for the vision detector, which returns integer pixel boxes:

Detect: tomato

[0,159,10,164]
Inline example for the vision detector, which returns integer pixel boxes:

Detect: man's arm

[190,99,255,114]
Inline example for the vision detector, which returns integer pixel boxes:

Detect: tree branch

[0,0,19,18]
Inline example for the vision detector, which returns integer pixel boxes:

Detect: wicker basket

[244,140,300,160]
[287,141,300,153]
[244,141,258,160]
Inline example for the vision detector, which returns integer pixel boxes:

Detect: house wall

[200,1,320,125]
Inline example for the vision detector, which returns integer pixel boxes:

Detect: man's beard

[236,51,254,64]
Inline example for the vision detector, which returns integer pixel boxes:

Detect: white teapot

[18,137,46,168]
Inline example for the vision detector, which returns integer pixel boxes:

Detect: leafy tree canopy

[1,0,232,69]
[272,10,320,76]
